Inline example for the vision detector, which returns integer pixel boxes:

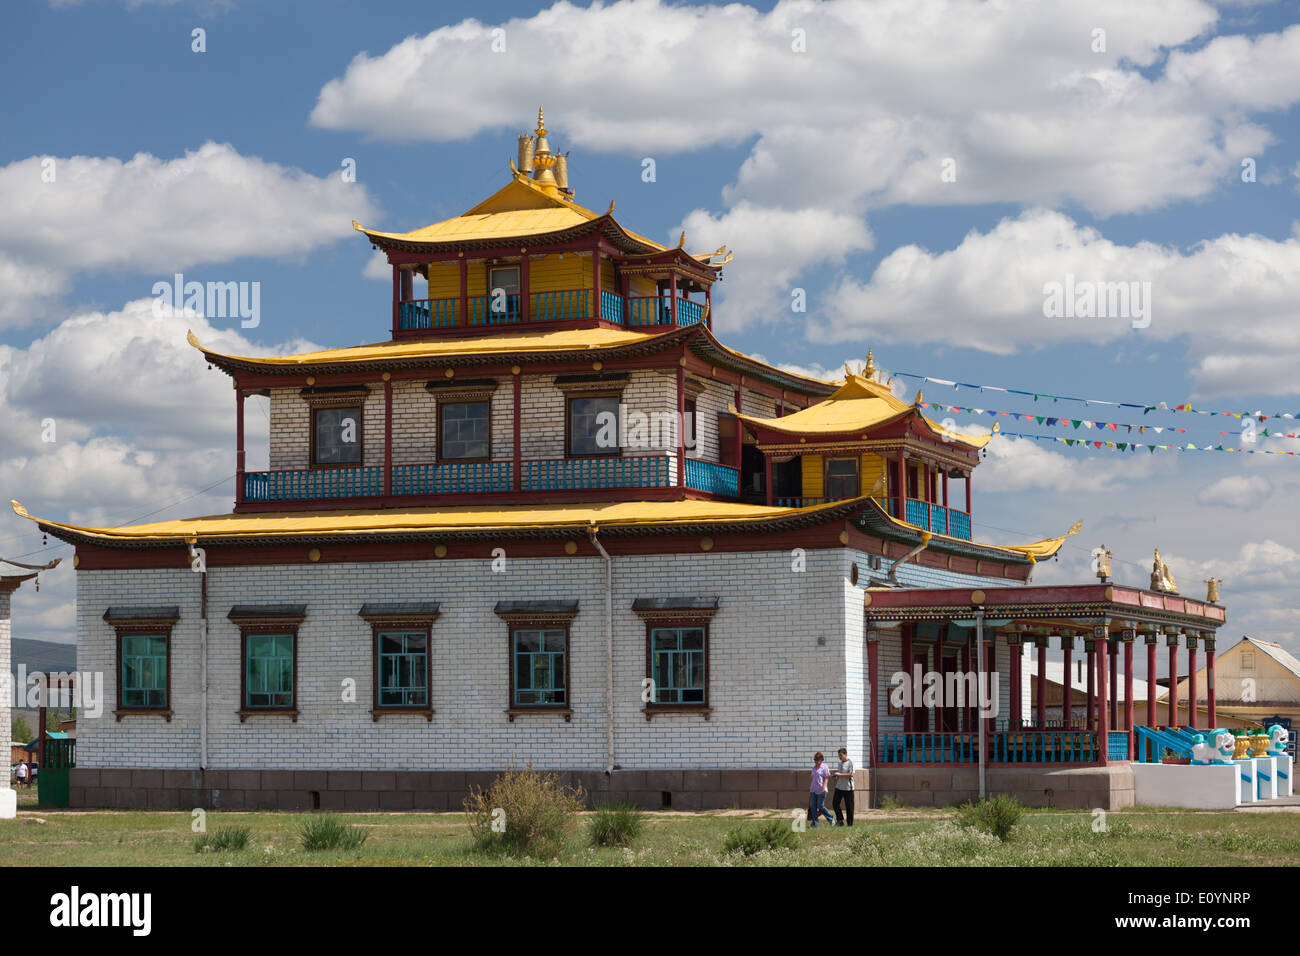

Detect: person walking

[807,752,835,827]
[14,760,28,788]
[831,747,855,826]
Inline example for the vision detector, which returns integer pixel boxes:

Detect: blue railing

[902,498,971,540]
[523,456,670,491]
[676,298,704,326]
[393,461,512,495]
[776,497,836,508]
[399,298,456,330]
[532,290,589,322]
[243,467,384,502]
[1108,730,1131,761]
[626,297,666,326]
[600,290,624,325]
[876,730,1098,764]
[468,294,522,326]
[684,459,738,496]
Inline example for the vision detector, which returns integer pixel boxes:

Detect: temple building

[14,110,1227,811]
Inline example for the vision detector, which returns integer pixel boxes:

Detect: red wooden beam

[1062,637,1073,729]
[1123,637,1134,745]
[592,238,602,321]
[1168,635,1179,726]
[1009,637,1022,729]
[235,384,245,505]
[520,251,530,324]
[867,634,879,767]
[383,377,393,497]
[901,624,912,733]
[1109,639,1119,728]
[458,257,468,328]
[513,372,522,493]
[1096,635,1110,764]
[391,265,401,337]
[1206,641,1216,727]
[676,363,685,487]
[1146,635,1158,727]
[1086,639,1096,730]
[1188,640,1199,728]
[1036,639,1047,729]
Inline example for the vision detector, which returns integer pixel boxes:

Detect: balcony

[397,290,705,332]
[903,497,971,540]
[240,454,738,504]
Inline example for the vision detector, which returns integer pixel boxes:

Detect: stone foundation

[871,764,1134,810]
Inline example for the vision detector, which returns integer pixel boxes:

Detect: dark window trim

[641,612,714,720]
[112,622,174,722]
[505,618,573,721]
[825,455,860,499]
[308,402,365,470]
[238,624,300,722]
[565,390,624,459]
[367,612,437,721]
[436,396,494,464]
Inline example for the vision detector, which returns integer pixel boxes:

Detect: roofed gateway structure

[14,111,1225,811]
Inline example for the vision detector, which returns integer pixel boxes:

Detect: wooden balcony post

[901,623,912,733]
[895,452,906,520]
[670,272,678,326]
[866,630,879,767]
[383,375,393,498]
[705,284,713,331]
[1061,634,1073,728]
[733,387,743,498]
[458,255,468,328]
[676,363,685,487]
[1123,631,1135,755]
[1085,638,1095,729]
[1167,630,1180,726]
[1008,634,1022,729]
[1096,630,1110,763]
[1206,637,1217,728]
[1187,636,1199,729]
[235,383,245,504]
[592,239,602,320]
[513,370,522,493]
[1145,632,1158,727]
[965,470,972,514]
[520,250,530,324]
[763,453,772,505]
[1109,637,1119,728]
[391,264,400,336]
[1036,637,1048,730]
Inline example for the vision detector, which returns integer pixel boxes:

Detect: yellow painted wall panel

[860,453,885,496]
[801,454,824,499]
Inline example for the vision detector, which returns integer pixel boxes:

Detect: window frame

[565,391,624,459]
[436,397,493,463]
[237,624,301,722]
[368,617,436,720]
[635,603,718,719]
[302,389,369,470]
[488,264,521,296]
[825,456,860,500]
[507,622,572,715]
[112,622,174,721]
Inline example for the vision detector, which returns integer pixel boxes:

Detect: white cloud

[978,434,1156,494]
[1196,473,1271,506]
[0,143,379,327]
[310,1,1300,218]
[815,208,1300,398]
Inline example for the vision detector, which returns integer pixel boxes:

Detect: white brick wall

[268,386,384,471]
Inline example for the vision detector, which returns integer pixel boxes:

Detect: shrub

[464,765,585,858]
[954,795,1023,842]
[587,802,645,848]
[298,814,368,852]
[192,825,251,853]
[722,820,800,856]
[879,796,905,810]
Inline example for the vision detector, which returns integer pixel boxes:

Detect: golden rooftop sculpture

[1150,547,1178,594]
[516,107,572,197]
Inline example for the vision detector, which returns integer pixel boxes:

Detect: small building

[1176,636,1300,728]
[1,558,60,779]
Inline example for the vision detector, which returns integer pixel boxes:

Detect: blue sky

[1,0,1298,660]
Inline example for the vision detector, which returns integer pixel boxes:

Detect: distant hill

[11,638,76,676]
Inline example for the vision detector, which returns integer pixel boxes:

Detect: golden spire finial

[536,106,547,137]
[864,348,876,378]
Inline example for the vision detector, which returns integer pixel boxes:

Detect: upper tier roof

[735,370,994,450]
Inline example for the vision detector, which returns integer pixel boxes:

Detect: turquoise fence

[523,456,670,490]
[532,290,589,322]
[393,461,512,495]
[600,290,624,324]
[876,730,1098,764]
[244,467,384,502]
[684,459,738,496]
[468,294,522,325]
[399,298,457,330]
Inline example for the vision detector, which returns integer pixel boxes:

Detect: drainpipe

[975,606,986,800]
[587,526,615,774]
[189,539,208,771]
[887,532,932,585]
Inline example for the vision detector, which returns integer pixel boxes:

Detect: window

[244,633,295,710]
[120,634,168,709]
[511,627,568,706]
[377,631,429,707]
[684,398,697,452]
[489,265,520,295]
[1241,651,1255,673]
[439,400,490,460]
[313,405,362,465]
[568,394,620,456]
[650,627,706,704]
[718,413,738,468]
[825,457,859,499]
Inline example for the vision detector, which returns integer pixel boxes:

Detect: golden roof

[188,326,667,367]
[734,372,994,449]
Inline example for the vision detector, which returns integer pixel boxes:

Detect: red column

[1009,637,1022,729]
[1061,637,1073,729]
[1123,635,1135,758]
[1167,633,1180,727]
[512,372,522,493]
[520,251,530,324]
[895,453,906,519]
[391,264,400,335]
[676,364,685,487]
[1109,640,1119,728]
[235,383,245,504]
[1187,639,1199,729]
[670,272,678,326]
[902,624,913,733]
[981,636,993,749]
[763,454,772,506]
[1086,640,1096,729]
[1036,639,1048,729]
[1096,635,1110,764]
[933,638,943,732]
[733,387,743,498]
[383,377,393,498]
[942,471,949,508]
[964,471,972,514]
[705,285,713,331]
[592,240,602,320]
[961,641,971,730]
[1146,635,1158,726]
[1206,638,1217,728]
[867,634,879,767]
[458,257,468,327]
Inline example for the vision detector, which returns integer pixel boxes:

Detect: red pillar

[670,272,678,326]
[383,377,393,498]
[1123,634,1135,758]
[235,383,245,504]
[592,240,602,320]
[895,453,906,519]
[1009,637,1022,729]
[1206,638,1217,728]
[705,285,713,331]
[867,632,879,766]
[1036,639,1048,730]
[733,387,743,498]
[1061,636,1073,729]
[1187,638,1199,729]
[1096,635,1110,764]
[964,471,972,514]
[933,638,943,732]
[763,454,773,505]
[391,264,400,335]
[520,251,530,324]
[458,257,468,328]
[1109,640,1119,728]
[1146,635,1158,726]
[675,364,685,487]
[1085,640,1096,730]
[901,624,913,733]
[942,471,949,508]
[1167,633,1180,727]
[512,372,522,493]
[981,636,993,749]
[961,641,971,730]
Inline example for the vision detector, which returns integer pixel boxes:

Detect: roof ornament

[914,389,923,404]
[1203,577,1222,603]
[1150,547,1179,594]
[864,348,876,379]
[521,107,573,198]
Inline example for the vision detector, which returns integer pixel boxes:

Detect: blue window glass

[245,633,294,709]
[378,631,428,707]
[651,627,706,704]
[440,401,490,460]
[121,634,168,708]
[512,628,566,706]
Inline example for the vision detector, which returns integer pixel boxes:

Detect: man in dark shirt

[831,747,855,826]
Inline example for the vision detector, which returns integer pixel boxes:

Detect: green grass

[2,802,1299,866]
